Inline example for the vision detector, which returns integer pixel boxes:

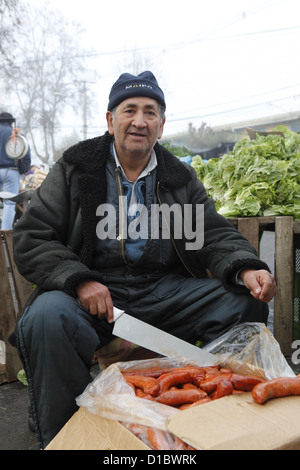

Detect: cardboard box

[166,393,300,450]
[45,407,149,450]
[46,393,300,450]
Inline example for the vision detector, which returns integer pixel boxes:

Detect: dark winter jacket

[12,132,269,305]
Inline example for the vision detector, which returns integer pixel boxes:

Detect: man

[0,112,31,229]
[12,71,276,449]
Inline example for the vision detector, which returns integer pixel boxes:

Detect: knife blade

[112,311,217,366]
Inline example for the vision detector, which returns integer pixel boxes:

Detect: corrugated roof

[212,111,300,132]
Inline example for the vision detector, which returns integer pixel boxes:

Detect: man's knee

[18,290,100,366]
[19,291,80,340]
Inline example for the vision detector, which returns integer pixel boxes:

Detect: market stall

[190,127,300,355]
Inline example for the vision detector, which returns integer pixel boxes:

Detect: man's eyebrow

[124,103,157,110]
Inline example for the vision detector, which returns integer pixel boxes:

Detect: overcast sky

[41,0,300,137]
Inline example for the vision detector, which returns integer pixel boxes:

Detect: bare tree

[0,0,21,68]
[4,2,97,164]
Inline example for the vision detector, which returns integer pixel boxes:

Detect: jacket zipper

[156,181,196,278]
[115,168,127,264]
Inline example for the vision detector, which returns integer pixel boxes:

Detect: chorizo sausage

[125,422,148,438]
[190,372,206,387]
[125,375,160,397]
[252,377,300,404]
[122,367,175,378]
[203,366,220,378]
[135,388,155,400]
[200,374,232,393]
[123,365,206,378]
[146,427,173,450]
[158,371,193,393]
[155,388,207,406]
[182,383,199,390]
[231,374,265,392]
[210,378,233,399]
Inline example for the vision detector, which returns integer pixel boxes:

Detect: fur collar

[63,132,192,188]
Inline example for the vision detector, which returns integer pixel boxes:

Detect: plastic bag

[76,356,184,431]
[203,322,295,379]
[76,356,197,449]
[94,337,158,371]
[120,421,191,450]
[76,322,295,448]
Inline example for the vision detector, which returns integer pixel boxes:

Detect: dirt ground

[0,378,39,450]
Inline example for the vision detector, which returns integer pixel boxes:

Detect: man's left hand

[240,269,277,303]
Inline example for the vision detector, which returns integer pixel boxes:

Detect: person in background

[25,165,48,191]
[0,112,31,229]
[12,72,276,448]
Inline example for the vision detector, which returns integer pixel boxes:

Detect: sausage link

[135,388,155,400]
[182,383,199,390]
[210,378,233,399]
[190,372,206,387]
[155,388,207,406]
[125,422,148,438]
[200,374,232,393]
[231,374,265,392]
[157,371,194,393]
[146,427,173,450]
[252,377,300,404]
[125,375,160,397]
[122,367,175,378]
[203,366,220,378]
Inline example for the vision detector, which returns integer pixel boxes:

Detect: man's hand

[76,280,114,323]
[240,269,277,303]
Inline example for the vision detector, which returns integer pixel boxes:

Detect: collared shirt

[112,144,245,283]
[112,143,157,215]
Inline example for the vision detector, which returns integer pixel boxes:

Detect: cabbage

[263,204,300,219]
[191,129,300,219]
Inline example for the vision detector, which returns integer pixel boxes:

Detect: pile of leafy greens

[191,126,300,220]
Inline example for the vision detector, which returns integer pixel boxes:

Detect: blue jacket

[0,122,31,173]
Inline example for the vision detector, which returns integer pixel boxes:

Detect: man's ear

[106,111,114,135]
[158,116,166,140]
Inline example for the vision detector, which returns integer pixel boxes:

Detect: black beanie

[107,71,166,111]
[0,112,16,123]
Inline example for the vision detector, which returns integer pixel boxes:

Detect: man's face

[106,97,165,161]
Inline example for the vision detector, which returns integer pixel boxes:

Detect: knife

[112,309,217,366]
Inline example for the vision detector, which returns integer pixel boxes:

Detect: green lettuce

[263,204,300,219]
[191,154,207,180]
[191,129,300,219]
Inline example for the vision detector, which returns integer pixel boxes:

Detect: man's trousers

[17,273,268,449]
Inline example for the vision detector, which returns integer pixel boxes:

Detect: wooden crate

[228,216,300,356]
[0,230,34,383]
